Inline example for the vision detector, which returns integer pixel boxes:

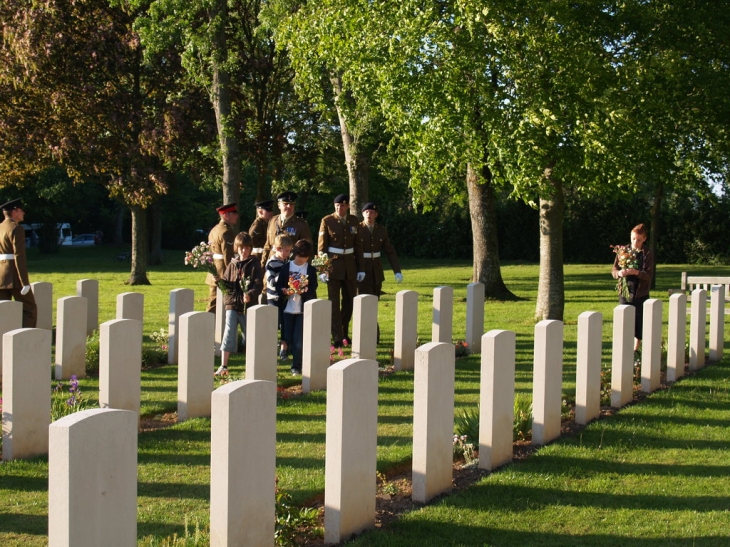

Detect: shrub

[85,331,100,374]
[514,393,532,441]
[51,376,90,421]
[454,405,480,443]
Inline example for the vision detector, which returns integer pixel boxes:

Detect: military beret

[361,202,378,212]
[216,203,238,214]
[333,194,349,204]
[255,199,274,212]
[1,198,23,212]
[277,191,298,203]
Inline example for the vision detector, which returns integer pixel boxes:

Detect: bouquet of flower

[185,242,226,290]
[240,275,251,313]
[611,244,640,301]
[311,252,333,275]
[286,272,309,296]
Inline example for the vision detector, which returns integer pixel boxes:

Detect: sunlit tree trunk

[127,203,150,285]
[649,178,663,290]
[211,0,240,221]
[535,168,564,321]
[333,74,368,215]
[148,200,163,266]
[467,163,516,300]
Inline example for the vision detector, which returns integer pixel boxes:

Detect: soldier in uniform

[318,194,365,346]
[249,199,274,266]
[0,199,37,327]
[357,202,403,297]
[262,191,312,264]
[206,202,238,314]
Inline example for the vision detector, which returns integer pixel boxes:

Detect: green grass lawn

[1,245,728,545]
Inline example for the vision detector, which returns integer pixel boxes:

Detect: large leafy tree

[132,0,302,207]
[0,0,209,283]
[262,0,392,214]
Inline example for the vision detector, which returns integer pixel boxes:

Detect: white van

[30,222,73,246]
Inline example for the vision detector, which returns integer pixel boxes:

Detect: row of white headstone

[1,283,726,546]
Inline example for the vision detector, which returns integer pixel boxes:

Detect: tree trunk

[332,74,368,215]
[535,171,564,321]
[114,201,125,245]
[467,163,517,300]
[649,178,663,290]
[211,0,241,222]
[126,203,151,285]
[148,200,163,266]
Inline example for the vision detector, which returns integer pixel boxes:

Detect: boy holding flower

[274,239,318,375]
[215,232,263,376]
[611,223,654,352]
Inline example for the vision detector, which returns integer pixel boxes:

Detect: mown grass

[348,361,730,547]
[0,245,727,545]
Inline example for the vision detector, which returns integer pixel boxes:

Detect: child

[215,232,263,376]
[274,239,318,375]
[265,234,293,359]
[611,223,654,353]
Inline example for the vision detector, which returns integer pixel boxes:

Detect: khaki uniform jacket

[262,215,312,263]
[205,220,235,286]
[357,222,401,284]
[0,218,30,289]
[318,214,363,281]
[248,216,268,257]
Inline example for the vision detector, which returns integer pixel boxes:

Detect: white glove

[20,285,31,295]
[395,272,403,283]
[356,272,365,282]
[318,273,329,283]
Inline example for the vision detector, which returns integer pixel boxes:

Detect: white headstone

[215,287,225,357]
[432,286,453,344]
[210,380,276,547]
[479,330,516,470]
[178,311,214,421]
[0,300,23,389]
[667,293,687,382]
[116,292,144,327]
[246,304,279,382]
[76,279,99,335]
[2,328,52,460]
[55,296,88,380]
[532,319,563,446]
[709,285,725,362]
[394,290,418,371]
[465,282,485,354]
[303,298,332,393]
[99,319,142,416]
[49,409,137,547]
[352,294,378,360]
[611,305,635,408]
[168,288,194,365]
[575,311,602,425]
[324,359,378,544]
[412,342,455,503]
[31,281,53,330]
[641,299,662,393]
[689,288,707,370]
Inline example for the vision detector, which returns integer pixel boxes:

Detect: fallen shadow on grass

[0,512,47,537]
[0,474,48,493]
[354,520,730,547]
[523,453,730,479]
[137,481,209,500]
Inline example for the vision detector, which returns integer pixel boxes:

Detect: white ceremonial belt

[362,252,381,259]
[0,254,14,260]
[327,247,354,255]
[212,253,224,260]
[252,248,264,254]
